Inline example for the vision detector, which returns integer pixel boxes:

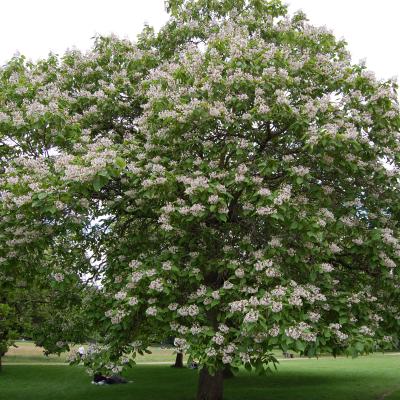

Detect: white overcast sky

[1,0,399,80]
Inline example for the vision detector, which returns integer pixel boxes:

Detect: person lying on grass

[92,373,128,385]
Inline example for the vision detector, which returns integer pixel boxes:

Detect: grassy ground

[2,342,400,400]
[3,341,183,364]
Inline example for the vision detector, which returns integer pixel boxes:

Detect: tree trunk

[172,352,184,368]
[196,368,223,400]
[223,365,234,379]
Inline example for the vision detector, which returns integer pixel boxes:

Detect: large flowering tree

[1,0,400,399]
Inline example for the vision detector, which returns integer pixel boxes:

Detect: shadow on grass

[385,390,400,400]
[1,358,399,400]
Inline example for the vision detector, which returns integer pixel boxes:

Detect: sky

[1,0,399,80]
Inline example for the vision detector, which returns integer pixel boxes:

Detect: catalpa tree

[1,1,400,399]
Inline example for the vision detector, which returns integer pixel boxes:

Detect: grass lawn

[1,347,400,400]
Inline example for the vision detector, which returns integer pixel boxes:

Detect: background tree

[0,247,92,370]
[0,1,399,399]
[0,290,17,371]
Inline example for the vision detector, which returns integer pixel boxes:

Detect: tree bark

[171,352,184,368]
[223,365,234,379]
[196,368,224,400]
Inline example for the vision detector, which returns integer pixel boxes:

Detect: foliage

[0,258,91,362]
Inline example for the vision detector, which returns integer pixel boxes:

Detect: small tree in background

[0,301,16,371]
[0,0,399,399]
[0,248,92,370]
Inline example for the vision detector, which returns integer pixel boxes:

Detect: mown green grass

[1,353,400,400]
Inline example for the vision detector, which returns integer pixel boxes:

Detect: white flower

[205,347,217,357]
[329,243,342,253]
[243,310,259,323]
[223,281,234,289]
[258,188,271,196]
[208,195,220,204]
[224,344,237,354]
[190,324,202,335]
[128,297,138,306]
[235,268,245,278]
[292,166,310,176]
[145,306,157,316]
[256,206,274,216]
[211,290,220,299]
[162,261,173,270]
[307,312,321,322]
[115,291,127,301]
[218,324,229,333]
[271,301,283,313]
[212,333,224,345]
[149,278,164,292]
[222,354,233,364]
[174,338,189,351]
[320,263,334,272]
[268,325,280,337]
[359,325,374,337]
[53,273,64,282]
[188,305,199,317]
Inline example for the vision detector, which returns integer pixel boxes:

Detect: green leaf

[296,176,303,185]
[218,214,228,222]
[354,342,364,352]
[93,175,109,191]
[37,192,48,200]
[115,157,126,169]
[295,340,306,351]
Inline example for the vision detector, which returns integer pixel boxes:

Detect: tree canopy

[0,1,399,399]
